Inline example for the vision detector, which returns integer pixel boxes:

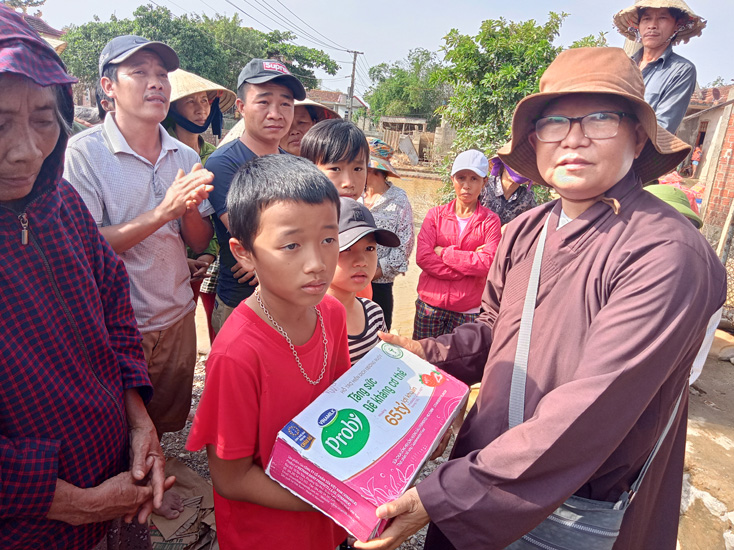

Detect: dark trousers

[371,282,394,330]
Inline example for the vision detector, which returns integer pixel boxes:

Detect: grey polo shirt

[64,114,214,333]
[632,43,697,133]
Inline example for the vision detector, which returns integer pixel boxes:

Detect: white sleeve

[689,307,723,385]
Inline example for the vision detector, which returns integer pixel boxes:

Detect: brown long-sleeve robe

[416,171,726,550]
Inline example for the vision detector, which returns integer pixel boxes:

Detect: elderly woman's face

[174,91,210,126]
[0,75,59,202]
[280,105,316,156]
[529,94,647,202]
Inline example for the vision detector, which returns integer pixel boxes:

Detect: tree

[2,0,45,14]
[434,13,568,156]
[569,31,609,49]
[60,5,338,97]
[199,14,338,91]
[433,13,607,202]
[365,48,449,130]
[705,76,730,88]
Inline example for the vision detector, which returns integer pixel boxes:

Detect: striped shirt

[348,297,387,365]
[64,114,214,333]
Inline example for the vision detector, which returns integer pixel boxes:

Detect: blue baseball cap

[99,35,179,77]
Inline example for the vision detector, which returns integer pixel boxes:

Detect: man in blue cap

[65,35,216,519]
[207,58,307,332]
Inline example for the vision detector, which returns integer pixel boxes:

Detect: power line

[355,65,371,82]
[358,56,372,74]
[225,0,351,54]
[274,0,350,52]
[200,0,222,15]
[222,0,275,32]
[152,0,371,90]
[149,0,327,83]
[246,0,349,53]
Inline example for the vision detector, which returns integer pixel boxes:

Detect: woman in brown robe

[356,47,726,550]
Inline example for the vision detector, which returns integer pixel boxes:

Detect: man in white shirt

[65,35,214,518]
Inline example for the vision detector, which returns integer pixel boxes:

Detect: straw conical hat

[43,36,67,54]
[613,0,706,45]
[217,98,340,148]
[169,69,236,113]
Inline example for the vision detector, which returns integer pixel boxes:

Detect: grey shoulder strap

[508,215,551,429]
[507,212,686,496]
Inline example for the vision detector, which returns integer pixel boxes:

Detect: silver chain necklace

[255,289,328,385]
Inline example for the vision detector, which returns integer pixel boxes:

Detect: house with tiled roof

[21,12,64,38]
[306,89,368,119]
[19,12,67,53]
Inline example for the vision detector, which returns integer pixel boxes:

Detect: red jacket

[416,200,501,312]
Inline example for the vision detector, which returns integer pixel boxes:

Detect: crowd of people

[1,1,726,549]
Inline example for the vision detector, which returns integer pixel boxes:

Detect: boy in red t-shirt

[186,154,351,549]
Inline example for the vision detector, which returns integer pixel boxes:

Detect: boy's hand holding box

[266,342,469,541]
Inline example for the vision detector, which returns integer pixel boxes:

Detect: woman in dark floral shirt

[479,156,537,227]
[361,139,415,330]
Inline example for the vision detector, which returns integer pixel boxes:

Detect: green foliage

[199,15,338,90]
[60,5,338,94]
[365,48,449,130]
[434,13,609,201]
[569,31,609,49]
[532,185,553,205]
[434,12,567,158]
[2,0,45,14]
[705,76,729,88]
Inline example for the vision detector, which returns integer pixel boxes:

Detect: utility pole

[345,50,362,122]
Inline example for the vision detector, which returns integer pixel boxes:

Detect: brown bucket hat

[497,47,690,186]
[613,0,706,46]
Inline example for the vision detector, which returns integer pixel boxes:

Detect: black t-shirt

[206,139,259,307]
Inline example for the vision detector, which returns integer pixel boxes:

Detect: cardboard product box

[265,342,469,541]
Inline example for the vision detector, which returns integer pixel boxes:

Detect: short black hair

[102,63,118,83]
[95,80,113,120]
[237,81,250,102]
[300,119,369,166]
[227,154,341,252]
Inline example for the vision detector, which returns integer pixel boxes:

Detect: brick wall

[703,112,734,233]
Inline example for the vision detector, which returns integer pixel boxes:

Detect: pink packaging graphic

[265,342,469,541]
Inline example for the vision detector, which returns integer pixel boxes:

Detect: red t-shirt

[186,294,350,549]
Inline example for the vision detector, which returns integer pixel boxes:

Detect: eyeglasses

[533,111,636,143]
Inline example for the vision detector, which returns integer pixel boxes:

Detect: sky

[40,0,732,97]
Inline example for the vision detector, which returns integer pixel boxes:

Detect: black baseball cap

[237,58,306,100]
[338,197,400,251]
[99,35,179,77]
